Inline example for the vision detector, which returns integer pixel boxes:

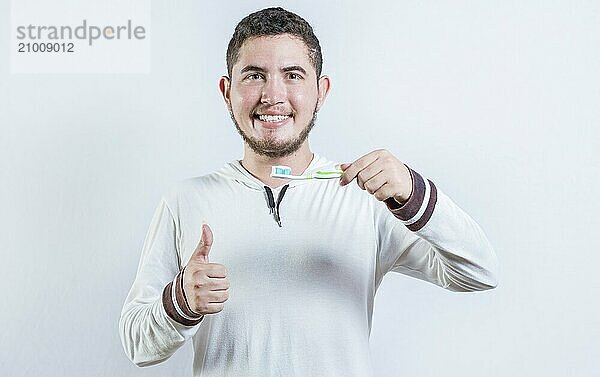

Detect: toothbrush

[271,165,344,180]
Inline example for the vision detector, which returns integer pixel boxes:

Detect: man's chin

[249,142,300,158]
[231,108,317,158]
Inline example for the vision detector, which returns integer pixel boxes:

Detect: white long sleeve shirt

[119,153,498,376]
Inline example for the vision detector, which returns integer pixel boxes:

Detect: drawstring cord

[264,184,289,227]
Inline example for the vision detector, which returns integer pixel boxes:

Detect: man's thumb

[192,224,213,263]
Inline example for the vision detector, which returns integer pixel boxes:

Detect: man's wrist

[162,269,204,326]
[385,165,438,232]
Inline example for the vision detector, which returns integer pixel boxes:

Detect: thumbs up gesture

[182,224,230,316]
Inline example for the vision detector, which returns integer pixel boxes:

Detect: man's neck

[240,143,314,189]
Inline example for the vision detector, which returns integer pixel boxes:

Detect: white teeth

[258,114,290,122]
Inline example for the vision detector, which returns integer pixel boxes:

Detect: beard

[230,105,318,158]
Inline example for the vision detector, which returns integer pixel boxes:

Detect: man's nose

[261,77,286,105]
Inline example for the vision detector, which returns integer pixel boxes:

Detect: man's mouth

[252,112,293,129]
[254,114,292,123]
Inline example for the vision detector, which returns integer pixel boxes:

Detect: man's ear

[316,75,331,112]
[219,76,232,108]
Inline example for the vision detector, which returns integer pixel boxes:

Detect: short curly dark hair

[226,7,323,78]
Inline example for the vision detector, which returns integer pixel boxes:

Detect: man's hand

[183,224,230,316]
[339,149,413,205]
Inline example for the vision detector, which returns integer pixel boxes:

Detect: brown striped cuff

[162,269,204,326]
[385,165,438,232]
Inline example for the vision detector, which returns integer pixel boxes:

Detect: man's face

[220,34,330,158]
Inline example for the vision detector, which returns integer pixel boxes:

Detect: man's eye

[246,73,264,80]
[288,73,302,80]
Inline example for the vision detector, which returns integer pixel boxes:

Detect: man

[119,7,498,377]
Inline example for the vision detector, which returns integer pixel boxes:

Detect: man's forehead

[233,34,314,74]
[240,33,307,49]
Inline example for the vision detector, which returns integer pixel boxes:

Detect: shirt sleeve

[119,197,203,367]
[375,166,499,292]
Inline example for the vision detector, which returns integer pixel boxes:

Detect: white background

[1,1,598,376]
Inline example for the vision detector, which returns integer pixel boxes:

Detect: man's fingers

[199,302,225,314]
[191,223,213,263]
[373,182,397,202]
[192,265,228,279]
[339,151,379,186]
[356,160,384,190]
[211,275,230,288]
[363,170,388,194]
[206,289,229,303]
[354,160,377,190]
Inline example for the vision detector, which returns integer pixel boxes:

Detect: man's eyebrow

[282,66,307,74]
[240,65,266,74]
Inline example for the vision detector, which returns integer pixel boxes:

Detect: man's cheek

[289,92,316,110]
[241,97,258,113]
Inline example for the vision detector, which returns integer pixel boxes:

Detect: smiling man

[119,7,498,377]
[225,35,326,161]
[221,16,331,187]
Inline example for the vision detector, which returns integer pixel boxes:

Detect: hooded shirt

[119,153,498,377]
